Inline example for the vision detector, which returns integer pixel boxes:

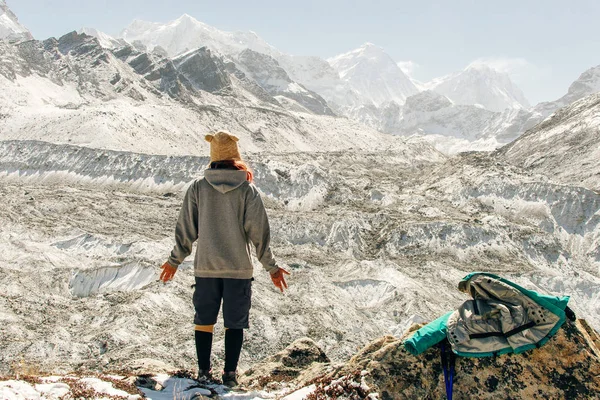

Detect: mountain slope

[497,92,600,191]
[347,91,540,154]
[0,0,33,41]
[534,64,600,119]
[236,49,335,116]
[427,63,531,112]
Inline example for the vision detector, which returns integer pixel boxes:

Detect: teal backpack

[403,272,573,399]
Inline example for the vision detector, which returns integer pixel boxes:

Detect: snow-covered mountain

[114,14,543,153]
[325,47,535,149]
[0,0,33,41]
[499,91,600,191]
[118,14,348,116]
[328,43,419,107]
[534,64,600,118]
[0,32,425,154]
[118,15,359,113]
[426,62,531,112]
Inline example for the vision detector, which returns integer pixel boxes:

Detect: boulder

[238,337,330,390]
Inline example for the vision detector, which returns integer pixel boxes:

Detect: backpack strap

[468,321,536,340]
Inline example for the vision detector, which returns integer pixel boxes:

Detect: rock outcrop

[243,319,600,399]
[238,337,330,390]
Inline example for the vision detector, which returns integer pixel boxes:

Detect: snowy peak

[428,62,530,112]
[78,27,127,49]
[347,42,388,60]
[0,0,33,41]
[120,19,162,38]
[328,43,418,106]
[120,14,277,58]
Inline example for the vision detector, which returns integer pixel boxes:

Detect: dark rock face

[128,53,154,75]
[55,31,103,58]
[238,48,291,90]
[173,47,231,94]
[244,320,600,399]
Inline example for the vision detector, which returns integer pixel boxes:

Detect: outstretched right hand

[160,262,177,283]
[270,267,290,293]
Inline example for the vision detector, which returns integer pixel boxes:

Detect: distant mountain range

[0,30,442,158]
[1,6,600,154]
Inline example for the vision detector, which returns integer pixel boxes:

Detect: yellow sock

[194,324,214,333]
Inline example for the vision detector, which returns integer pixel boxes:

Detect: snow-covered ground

[1,141,599,380]
[0,374,274,400]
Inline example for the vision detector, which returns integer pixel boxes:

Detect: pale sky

[8,0,600,104]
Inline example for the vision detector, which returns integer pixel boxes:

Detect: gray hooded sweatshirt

[167,169,278,279]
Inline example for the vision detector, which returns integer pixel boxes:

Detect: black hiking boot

[221,371,238,388]
[196,369,213,383]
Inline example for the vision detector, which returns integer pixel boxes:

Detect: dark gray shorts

[192,277,253,329]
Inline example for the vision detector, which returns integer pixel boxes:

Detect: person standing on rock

[158,130,290,387]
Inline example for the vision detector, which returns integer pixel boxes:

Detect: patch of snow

[281,384,316,400]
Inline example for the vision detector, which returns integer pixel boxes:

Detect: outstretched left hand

[160,262,177,283]
[270,267,290,293]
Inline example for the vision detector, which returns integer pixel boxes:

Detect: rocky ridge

[240,318,600,399]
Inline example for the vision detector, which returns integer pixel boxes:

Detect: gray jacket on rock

[167,169,278,279]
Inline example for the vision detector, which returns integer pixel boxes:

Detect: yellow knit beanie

[205,130,241,162]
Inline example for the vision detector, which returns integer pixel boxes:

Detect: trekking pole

[440,341,455,400]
